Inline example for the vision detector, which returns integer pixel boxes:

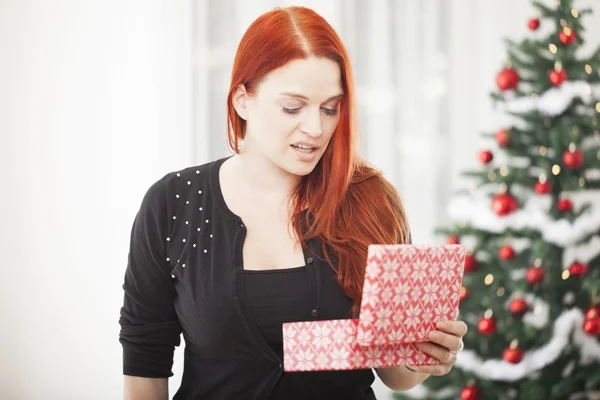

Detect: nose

[300,108,323,138]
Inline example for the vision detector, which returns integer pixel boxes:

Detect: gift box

[283,244,466,372]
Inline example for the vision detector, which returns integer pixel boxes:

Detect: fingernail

[437,321,447,329]
[429,331,440,340]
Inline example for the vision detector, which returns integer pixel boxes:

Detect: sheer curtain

[187,2,600,398]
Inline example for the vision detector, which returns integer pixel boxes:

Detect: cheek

[249,108,296,140]
[323,117,340,138]
[274,113,299,132]
[262,111,299,141]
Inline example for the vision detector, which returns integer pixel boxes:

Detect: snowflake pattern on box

[283,244,467,372]
[356,244,467,346]
[283,319,437,372]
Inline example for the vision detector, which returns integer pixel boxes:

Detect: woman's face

[235,56,343,177]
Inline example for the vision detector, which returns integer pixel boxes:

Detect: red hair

[226,6,410,316]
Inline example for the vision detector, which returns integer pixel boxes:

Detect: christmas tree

[395,1,600,399]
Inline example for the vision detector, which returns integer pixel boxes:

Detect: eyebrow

[279,92,344,102]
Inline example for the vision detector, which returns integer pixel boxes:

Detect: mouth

[291,144,317,154]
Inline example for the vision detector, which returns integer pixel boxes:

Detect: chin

[287,163,316,177]
[283,157,320,177]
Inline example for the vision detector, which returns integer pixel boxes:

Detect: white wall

[1,1,193,399]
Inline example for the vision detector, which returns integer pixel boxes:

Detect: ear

[232,84,250,121]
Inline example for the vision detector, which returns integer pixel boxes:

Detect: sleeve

[118,174,182,378]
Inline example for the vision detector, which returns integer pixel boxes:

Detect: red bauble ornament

[526,266,546,284]
[464,254,478,272]
[479,150,494,164]
[557,199,573,212]
[461,386,480,400]
[585,307,599,321]
[534,180,552,194]
[496,129,511,147]
[558,29,577,44]
[510,298,528,316]
[478,317,497,335]
[583,319,600,335]
[499,245,516,261]
[492,193,518,216]
[528,18,540,30]
[568,261,588,276]
[460,286,469,301]
[563,148,584,169]
[549,69,568,86]
[447,235,460,244]
[496,68,519,91]
[503,346,524,363]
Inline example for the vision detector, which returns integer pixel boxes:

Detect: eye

[282,107,301,114]
[321,107,339,116]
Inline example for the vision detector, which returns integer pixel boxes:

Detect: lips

[291,144,315,153]
[291,141,318,150]
[291,144,315,150]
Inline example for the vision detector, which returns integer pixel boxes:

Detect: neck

[231,150,302,200]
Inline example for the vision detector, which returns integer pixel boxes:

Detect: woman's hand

[406,320,467,376]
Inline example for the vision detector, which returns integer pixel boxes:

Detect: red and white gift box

[283,244,467,372]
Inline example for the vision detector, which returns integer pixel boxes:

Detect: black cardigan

[119,156,379,400]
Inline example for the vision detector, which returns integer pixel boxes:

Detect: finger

[428,330,463,353]
[415,342,457,364]
[406,363,452,376]
[436,320,468,337]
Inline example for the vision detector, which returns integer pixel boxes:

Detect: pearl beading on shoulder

[169,168,214,279]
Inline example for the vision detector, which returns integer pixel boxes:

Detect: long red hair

[226,6,410,316]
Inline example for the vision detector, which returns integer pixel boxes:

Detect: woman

[119,6,466,400]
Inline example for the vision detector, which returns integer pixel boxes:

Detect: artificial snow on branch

[500,81,595,116]
[447,190,600,248]
[454,308,600,381]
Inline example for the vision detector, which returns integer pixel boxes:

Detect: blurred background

[1,0,599,399]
